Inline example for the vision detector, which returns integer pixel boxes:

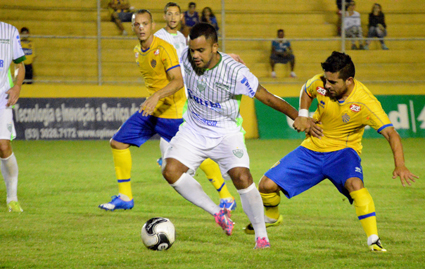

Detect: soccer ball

[141,217,175,251]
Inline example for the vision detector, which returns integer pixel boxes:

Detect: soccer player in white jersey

[154,2,238,211]
[160,23,312,249]
[0,22,26,212]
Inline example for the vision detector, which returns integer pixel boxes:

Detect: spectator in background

[201,7,219,33]
[270,29,296,78]
[181,2,199,37]
[364,3,388,50]
[108,0,133,36]
[336,0,343,36]
[20,27,36,84]
[344,1,364,50]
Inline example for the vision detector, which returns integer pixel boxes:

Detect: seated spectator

[201,7,219,32]
[20,27,36,84]
[364,3,388,50]
[181,2,199,37]
[108,0,133,36]
[336,0,342,36]
[344,1,364,50]
[270,29,296,78]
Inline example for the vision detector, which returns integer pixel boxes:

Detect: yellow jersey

[301,74,393,155]
[134,36,186,119]
[21,40,35,65]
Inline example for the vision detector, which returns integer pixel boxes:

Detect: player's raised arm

[140,66,184,116]
[292,84,323,138]
[380,126,418,186]
[254,84,298,120]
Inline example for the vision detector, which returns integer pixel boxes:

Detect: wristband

[298,109,309,117]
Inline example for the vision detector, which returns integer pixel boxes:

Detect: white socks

[1,153,19,203]
[238,183,268,240]
[171,173,220,216]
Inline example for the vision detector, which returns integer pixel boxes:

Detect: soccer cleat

[98,195,134,211]
[254,237,270,249]
[290,71,297,78]
[214,209,234,236]
[219,197,237,211]
[7,201,23,213]
[244,214,283,234]
[381,44,389,50]
[369,238,387,252]
[156,157,163,167]
[271,71,276,78]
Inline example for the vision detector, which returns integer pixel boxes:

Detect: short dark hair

[164,2,181,13]
[132,9,153,24]
[189,2,196,8]
[20,27,29,33]
[277,29,284,33]
[189,23,218,44]
[321,51,355,80]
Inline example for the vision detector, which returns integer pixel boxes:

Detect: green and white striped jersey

[181,48,259,137]
[0,22,26,109]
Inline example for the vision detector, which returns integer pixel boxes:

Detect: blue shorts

[265,146,363,204]
[112,111,183,147]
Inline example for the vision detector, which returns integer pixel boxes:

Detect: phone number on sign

[24,128,77,140]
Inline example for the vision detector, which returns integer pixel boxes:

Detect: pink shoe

[254,237,270,249]
[214,209,234,236]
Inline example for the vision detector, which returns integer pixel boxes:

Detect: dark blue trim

[377,123,393,133]
[338,100,344,103]
[358,212,376,220]
[216,182,225,192]
[117,179,131,183]
[141,47,150,53]
[166,64,180,72]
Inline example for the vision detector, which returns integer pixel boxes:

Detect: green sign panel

[255,95,425,139]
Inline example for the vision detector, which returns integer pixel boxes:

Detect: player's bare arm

[254,84,298,120]
[139,66,184,116]
[6,62,25,107]
[292,87,323,138]
[380,126,418,186]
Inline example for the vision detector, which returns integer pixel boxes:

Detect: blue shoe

[98,195,134,211]
[219,197,237,211]
[157,157,163,167]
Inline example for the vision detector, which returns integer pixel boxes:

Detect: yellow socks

[260,191,281,220]
[112,148,133,201]
[350,188,378,238]
[199,158,233,199]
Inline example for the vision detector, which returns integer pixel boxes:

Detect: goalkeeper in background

[245,51,418,252]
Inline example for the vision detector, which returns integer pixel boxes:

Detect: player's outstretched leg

[99,147,134,211]
[199,158,236,211]
[350,188,387,252]
[1,153,22,213]
[244,190,283,234]
[214,209,234,236]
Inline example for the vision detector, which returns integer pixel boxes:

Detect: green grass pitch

[1,138,424,268]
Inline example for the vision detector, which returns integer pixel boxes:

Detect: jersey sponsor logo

[319,100,325,108]
[316,87,327,96]
[355,167,362,174]
[23,48,33,56]
[342,113,350,123]
[187,88,221,111]
[232,149,244,158]
[215,82,230,91]
[350,104,361,112]
[151,59,157,68]
[154,49,160,56]
[240,77,255,97]
[191,111,218,126]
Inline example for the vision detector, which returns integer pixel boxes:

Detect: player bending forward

[245,51,418,251]
[161,23,318,249]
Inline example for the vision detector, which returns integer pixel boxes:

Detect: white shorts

[165,125,250,177]
[0,108,16,140]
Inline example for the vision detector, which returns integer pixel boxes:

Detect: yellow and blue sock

[350,188,378,238]
[112,148,133,201]
[260,191,281,221]
[199,158,233,199]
